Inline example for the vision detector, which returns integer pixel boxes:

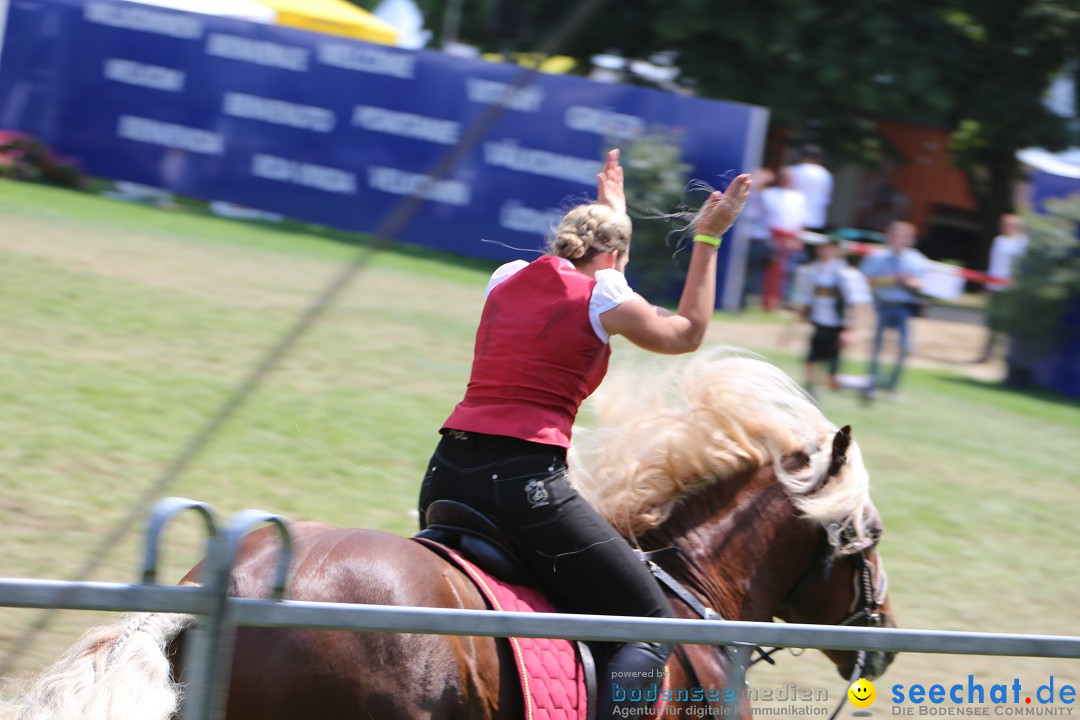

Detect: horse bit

[770,532,889,720]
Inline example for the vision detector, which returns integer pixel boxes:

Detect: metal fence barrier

[2,498,1078,720]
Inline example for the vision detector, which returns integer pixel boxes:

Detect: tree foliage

[417,0,1077,151]
[619,131,694,300]
[998,195,1080,354]
[415,0,1080,253]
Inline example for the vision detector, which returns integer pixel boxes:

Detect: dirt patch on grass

[709,310,1007,383]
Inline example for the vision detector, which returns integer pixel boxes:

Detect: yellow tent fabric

[481,53,577,75]
[256,0,400,45]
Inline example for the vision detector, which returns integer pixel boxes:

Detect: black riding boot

[596,641,672,719]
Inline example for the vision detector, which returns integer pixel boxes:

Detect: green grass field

[1,181,1079,706]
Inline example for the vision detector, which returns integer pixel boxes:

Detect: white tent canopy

[373,0,430,49]
[1018,147,1080,180]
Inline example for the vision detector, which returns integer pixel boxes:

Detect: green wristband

[693,233,722,248]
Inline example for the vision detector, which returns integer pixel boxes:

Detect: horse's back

[176,523,518,720]
[231,523,452,604]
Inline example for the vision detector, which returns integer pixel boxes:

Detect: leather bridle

[741,525,890,719]
[638,515,890,718]
[770,525,890,719]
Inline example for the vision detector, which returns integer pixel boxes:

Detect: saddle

[414,502,735,718]
[415,500,597,720]
[416,500,532,585]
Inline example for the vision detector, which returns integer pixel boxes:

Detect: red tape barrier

[845,241,1010,287]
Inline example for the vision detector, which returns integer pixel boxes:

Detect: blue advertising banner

[0,0,768,306]
[1031,169,1080,214]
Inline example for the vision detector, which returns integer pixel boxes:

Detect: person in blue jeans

[859,220,929,399]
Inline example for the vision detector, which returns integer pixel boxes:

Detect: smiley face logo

[848,678,876,708]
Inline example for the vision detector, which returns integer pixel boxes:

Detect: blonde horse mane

[569,349,874,544]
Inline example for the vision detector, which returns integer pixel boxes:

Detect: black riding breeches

[419,431,675,719]
[418,430,675,622]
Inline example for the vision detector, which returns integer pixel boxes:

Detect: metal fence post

[140,498,221,720]
[141,497,220,585]
[724,644,752,718]
[181,510,292,720]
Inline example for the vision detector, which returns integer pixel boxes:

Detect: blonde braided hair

[546,204,631,264]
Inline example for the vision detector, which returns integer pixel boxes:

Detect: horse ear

[828,425,852,477]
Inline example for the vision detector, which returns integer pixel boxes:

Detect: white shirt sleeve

[907,250,931,279]
[484,260,529,298]
[841,268,873,305]
[988,234,1028,280]
[590,269,634,343]
[790,264,815,306]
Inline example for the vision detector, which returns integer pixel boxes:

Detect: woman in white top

[421,149,750,720]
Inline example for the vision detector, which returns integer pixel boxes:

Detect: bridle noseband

[639,526,889,714]
[760,525,890,720]
[778,523,886,629]
[837,547,887,629]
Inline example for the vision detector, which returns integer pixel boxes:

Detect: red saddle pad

[413,537,589,720]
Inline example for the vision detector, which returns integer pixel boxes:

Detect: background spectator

[790,237,871,400]
[761,167,807,312]
[976,214,1029,363]
[740,167,776,310]
[788,144,834,232]
[860,220,929,400]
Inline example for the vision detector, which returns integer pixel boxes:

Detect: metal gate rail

[1,499,1077,720]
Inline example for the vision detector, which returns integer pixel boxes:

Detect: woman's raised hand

[695,174,752,238]
[596,149,626,215]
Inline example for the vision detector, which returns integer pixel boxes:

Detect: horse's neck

[643,464,816,622]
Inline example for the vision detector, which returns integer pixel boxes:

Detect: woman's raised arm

[601,174,752,354]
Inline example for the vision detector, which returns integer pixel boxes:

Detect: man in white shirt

[740,167,776,309]
[977,214,1029,362]
[987,214,1029,282]
[791,238,871,399]
[788,145,834,232]
[760,167,807,311]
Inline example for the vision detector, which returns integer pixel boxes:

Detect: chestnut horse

[15,355,896,720]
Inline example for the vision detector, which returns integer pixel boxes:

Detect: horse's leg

[170,525,521,720]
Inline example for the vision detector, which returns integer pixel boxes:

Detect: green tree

[619,131,694,301]
[416,0,1080,264]
[998,195,1080,356]
[939,2,1079,263]
[414,0,960,154]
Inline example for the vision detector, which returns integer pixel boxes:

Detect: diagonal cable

[0,0,611,678]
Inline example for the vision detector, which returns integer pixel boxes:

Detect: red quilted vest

[443,255,611,448]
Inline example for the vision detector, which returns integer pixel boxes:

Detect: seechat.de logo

[891,675,1077,715]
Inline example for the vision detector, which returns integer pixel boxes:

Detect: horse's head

[774,425,897,681]
[569,354,899,682]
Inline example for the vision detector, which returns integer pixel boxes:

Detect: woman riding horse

[13,354,896,720]
[10,155,902,720]
[418,149,751,720]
